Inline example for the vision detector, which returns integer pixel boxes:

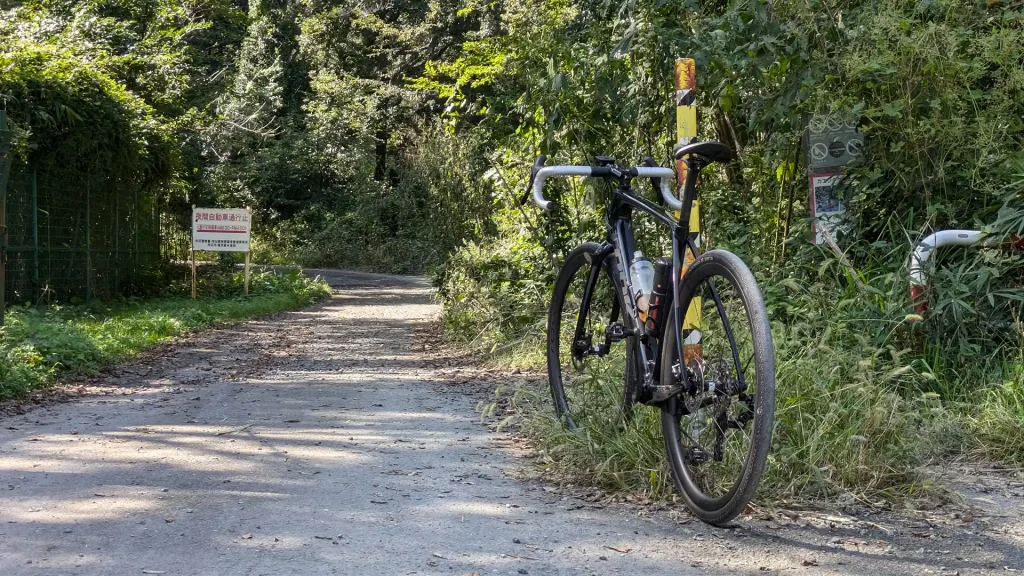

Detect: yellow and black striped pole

[675,58,702,364]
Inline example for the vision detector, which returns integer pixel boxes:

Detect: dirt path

[1,270,1022,575]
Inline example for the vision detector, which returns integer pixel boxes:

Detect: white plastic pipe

[908,230,989,287]
[907,229,994,317]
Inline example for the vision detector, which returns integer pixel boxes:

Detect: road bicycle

[524,140,775,525]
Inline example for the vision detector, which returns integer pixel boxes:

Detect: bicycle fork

[571,243,620,360]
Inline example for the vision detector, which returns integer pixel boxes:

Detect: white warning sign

[192,207,251,252]
[809,174,846,245]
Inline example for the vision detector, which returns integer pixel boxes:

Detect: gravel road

[1,270,1021,575]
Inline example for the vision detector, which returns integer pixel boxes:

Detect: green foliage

[438,230,551,352]
[196,0,488,273]
[0,269,330,398]
[0,38,172,180]
[429,0,1024,504]
[0,0,249,303]
[5,0,1024,507]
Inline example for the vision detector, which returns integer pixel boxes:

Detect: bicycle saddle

[673,140,735,164]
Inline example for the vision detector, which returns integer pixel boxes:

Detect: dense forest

[2,0,1024,503]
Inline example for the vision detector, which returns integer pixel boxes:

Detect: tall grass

[452,231,1024,506]
[0,269,331,398]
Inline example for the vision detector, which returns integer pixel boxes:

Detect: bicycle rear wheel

[660,249,775,525]
[547,243,640,429]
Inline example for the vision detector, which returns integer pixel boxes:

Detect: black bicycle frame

[570,156,744,398]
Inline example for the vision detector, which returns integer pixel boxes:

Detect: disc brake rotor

[681,356,741,465]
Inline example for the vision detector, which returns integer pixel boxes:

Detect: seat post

[678,156,702,236]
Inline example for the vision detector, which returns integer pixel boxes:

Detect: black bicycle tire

[547,242,639,429]
[659,249,775,525]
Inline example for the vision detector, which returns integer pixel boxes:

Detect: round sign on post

[811,142,828,161]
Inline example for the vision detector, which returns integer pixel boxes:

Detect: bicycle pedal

[646,384,683,403]
[686,446,710,465]
[606,323,629,342]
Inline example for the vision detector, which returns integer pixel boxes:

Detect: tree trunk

[714,106,748,192]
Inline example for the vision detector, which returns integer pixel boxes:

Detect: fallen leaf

[605,546,631,554]
[241,533,253,540]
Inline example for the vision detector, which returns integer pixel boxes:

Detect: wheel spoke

[659,251,774,524]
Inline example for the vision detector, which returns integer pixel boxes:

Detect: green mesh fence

[2,159,164,305]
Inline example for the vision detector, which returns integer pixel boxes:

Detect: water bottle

[628,251,655,313]
[645,257,672,337]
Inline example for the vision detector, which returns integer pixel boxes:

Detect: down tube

[614,219,655,372]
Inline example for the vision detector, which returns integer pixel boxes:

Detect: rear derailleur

[677,357,755,465]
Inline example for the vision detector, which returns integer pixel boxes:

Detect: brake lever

[519,155,547,206]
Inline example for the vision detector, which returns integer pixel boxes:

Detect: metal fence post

[0,111,12,325]
[114,189,120,295]
[134,188,140,290]
[85,179,92,301]
[32,168,38,290]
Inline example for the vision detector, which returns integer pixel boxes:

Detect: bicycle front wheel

[547,243,640,429]
[660,249,775,525]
